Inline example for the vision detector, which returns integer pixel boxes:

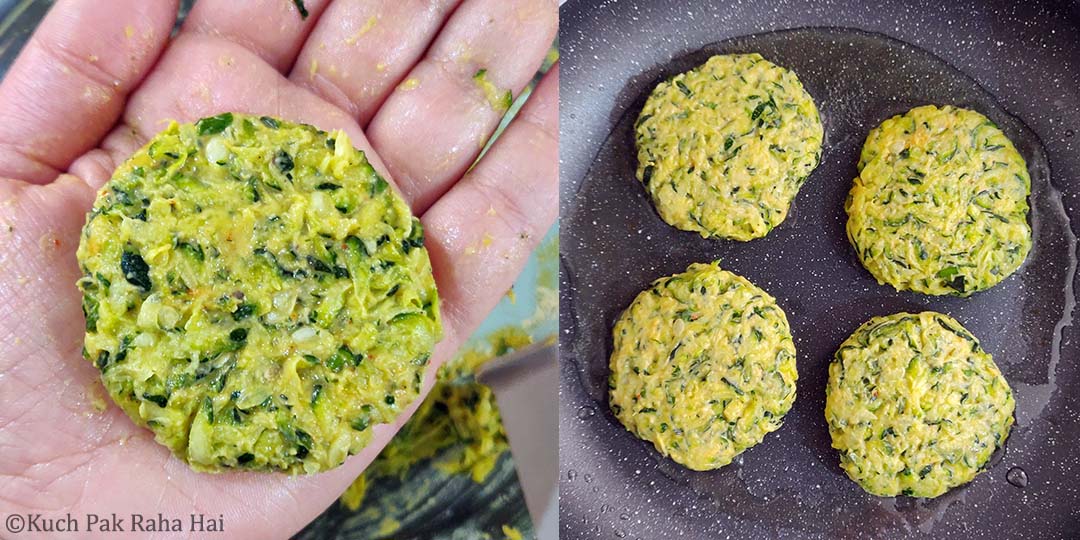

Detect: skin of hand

[0,1,557,538]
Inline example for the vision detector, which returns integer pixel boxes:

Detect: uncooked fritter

[826,311,1014,497]
[846,104,1031,296]
[77,113,441,474]
[635,53,823,241]
[609,262,797,470]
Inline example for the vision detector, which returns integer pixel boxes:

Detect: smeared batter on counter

[340,329,532,522]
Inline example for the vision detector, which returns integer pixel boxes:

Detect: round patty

[825,312,1014,498]
[846,105,1031,296]
[76,113,441,474]
[635,53,823,241]
[608,262,797,470]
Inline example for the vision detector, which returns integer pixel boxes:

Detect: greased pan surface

[559,1,1080,538]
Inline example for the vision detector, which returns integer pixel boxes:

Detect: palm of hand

[0,0,557,537]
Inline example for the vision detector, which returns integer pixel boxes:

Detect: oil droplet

[578,405,596,419]
[1006,466,1028,488]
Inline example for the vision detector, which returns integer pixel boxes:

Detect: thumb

[0,173,96,366]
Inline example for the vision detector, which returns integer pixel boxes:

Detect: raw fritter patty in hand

[76,113,441,474]
[608,262,797,471]
[846,105,1031,296]
[634,53,823,241]
[825,312,1014,498]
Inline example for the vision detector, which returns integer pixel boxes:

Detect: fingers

[0,0,177,184]
[103,34,393,191]
[182,0,331,73]
[289,0,461,125]
[66,127,142,191]
[421,64,558,349]
[367,0,557,214]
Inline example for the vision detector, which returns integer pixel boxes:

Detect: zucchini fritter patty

[77,113,441,474]
[635,53,823,241]
[826,312,1014,498]
[609,262,797,470]
[846,105,1031,296]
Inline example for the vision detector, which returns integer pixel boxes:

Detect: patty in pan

[846,105,1031,296]
[825,311,1014,498]
[609,262,797,471]
[635,53,823,241]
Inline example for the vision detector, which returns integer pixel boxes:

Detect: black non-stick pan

[559,1,1080,538]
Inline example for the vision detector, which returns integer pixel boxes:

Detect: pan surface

[559,1,1080,538]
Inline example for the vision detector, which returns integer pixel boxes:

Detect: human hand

[0,0,557,538]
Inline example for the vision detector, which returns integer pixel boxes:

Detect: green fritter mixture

[76,113,441,474]
[846,105,1031,296]
[635,53,823,241]
[339,328,533,513]
[825,312,1014,498]
[609,262,797,471]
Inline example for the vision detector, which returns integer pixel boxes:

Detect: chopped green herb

[371,176,388,195]
[142,393,169,408]
[292,0,309,19]
[274,150,294,174]
[675,80,692,97]
[232,303,256,321]
[178,240,204,262]
[120,251,151,290]
[196,112,234,136]
[83,294,100,332]
[325,346,353,373]
[936,266,959,279]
